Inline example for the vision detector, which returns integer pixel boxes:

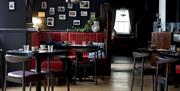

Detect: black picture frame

[57,6,65,12]
[67,2,73,9]
[41,1,47,9]
[47,17,54,27]
[59,14,66,20]
[69,11,77,17]
[73,20,80,26]
[80,1,90,9]
[81,11,88,16]
[49,7,55,15]
[9,1,15,11]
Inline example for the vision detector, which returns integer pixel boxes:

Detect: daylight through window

[114,9,131,34]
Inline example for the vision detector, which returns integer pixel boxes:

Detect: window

[114,9,131,34]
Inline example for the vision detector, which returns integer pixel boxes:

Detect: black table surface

[6,49,68,56]
[137,48,171,53]
[159,51,180,59]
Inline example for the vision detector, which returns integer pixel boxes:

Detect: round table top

[6,49,68,56]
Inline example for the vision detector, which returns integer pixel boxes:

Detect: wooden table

[138,48,171,66]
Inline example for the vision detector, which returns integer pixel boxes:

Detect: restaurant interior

[0,0,180,91]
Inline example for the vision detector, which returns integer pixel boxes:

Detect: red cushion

[68,32,76,43]
[41,60,63,71]
[31,32,41,46]
[176,65,180,74]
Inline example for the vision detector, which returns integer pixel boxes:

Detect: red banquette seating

[30,31,104,71]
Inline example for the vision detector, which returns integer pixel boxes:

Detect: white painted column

[159,0,166,32]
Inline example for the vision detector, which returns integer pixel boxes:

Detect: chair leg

[51,77,54,91]
[43,80,47,91]
[152,73,155,91]
[66,76,70,91]
[29,82,32,91]
[165,64,169,91]
[3,77,6,91]
[155,64,159,91]
[3,62,7,91]
[22,82,25,91]
[83,66,86,80]
[141,58,144,91]
[131,58,136,91]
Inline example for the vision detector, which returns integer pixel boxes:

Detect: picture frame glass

[73,20,80,26]
[73,20,81,26]
[9,1,15,10]
[81,11,88,16]
[90,12,96,18]
[41,2,47,9]
[58,6,65,12]
[49,7,55,15]
[80,1,90,9]
[69,11,77,17]
[59,14,66,20]
[47,17,54,27]
[67,2,73,9]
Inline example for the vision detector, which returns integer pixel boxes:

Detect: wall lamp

[32,17,42,31]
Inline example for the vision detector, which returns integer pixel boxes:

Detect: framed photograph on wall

[41,1,47,9]
[73,20,80,26]
[47,17,54,27]
[59,14,66,20]
[9,1,15,11]
[69,11,77,17]
[49,7,55,15]
[57,6,65,12]
[80,1,90,9]
[90,12,96,18]
[80,11,88,16]
[67,2,73,9]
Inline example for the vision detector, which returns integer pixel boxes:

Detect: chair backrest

[132,52,149,58]
[156,56,177,64]
[5,54,32,63]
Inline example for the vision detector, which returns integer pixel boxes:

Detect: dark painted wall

[37,0,102,30]
[0,0,27,49]
[107,0,159,55]
[0,0,26,28]
[166,0,180,22]
[0,0,27,82]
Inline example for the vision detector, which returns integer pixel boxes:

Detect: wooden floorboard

[4,56,180,91]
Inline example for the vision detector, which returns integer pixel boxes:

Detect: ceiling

[105,0,158,10]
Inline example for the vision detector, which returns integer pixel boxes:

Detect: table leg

[35,56,41,91]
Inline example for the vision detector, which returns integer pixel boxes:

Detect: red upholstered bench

[30,31,104,71]
[176,65,180,74]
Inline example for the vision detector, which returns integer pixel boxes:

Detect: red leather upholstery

[176,65,180,74]
[30,32,104,71]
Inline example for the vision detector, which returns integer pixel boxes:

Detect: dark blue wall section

[0,0,27,50]
[0,0,26,28]
[0,30,26,50]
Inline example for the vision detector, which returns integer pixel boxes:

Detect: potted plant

[66,16,102,32]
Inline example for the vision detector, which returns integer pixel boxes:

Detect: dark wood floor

[5,56,180,91]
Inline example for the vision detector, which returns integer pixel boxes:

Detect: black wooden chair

[131,51,156,91]
[4,54,46,91]
[155,56,178,91]
[72,47,100,84]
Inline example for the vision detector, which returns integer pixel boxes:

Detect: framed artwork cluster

[39,0,95,27]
